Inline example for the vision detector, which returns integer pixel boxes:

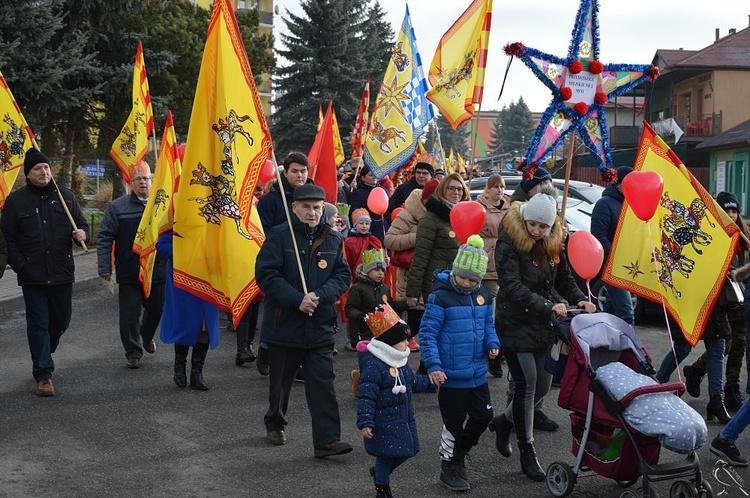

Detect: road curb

[0,276,103,314]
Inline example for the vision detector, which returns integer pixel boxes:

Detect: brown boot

[36,379,55,397]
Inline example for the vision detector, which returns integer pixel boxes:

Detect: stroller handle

[619,381,686,408]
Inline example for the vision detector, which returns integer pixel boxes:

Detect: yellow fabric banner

[110,41,154,183]
[133,110,181,298]
[604,123,739,346]
[426,0,492,130]
[0,70,35,209]
[330,106,345,167]
[172,0,272,325]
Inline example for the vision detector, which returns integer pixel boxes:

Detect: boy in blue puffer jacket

[357,302,435,498]
[419,234,500,492]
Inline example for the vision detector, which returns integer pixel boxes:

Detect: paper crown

[336,203,351,216]
[361,248,386,273]
[365,302,404,338]
[128,160,151,182]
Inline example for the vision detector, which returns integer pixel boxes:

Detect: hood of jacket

[601,183,624,202]
[403,188,426,219]
[500,201,564,260]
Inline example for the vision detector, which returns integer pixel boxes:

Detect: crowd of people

[3,147,750,497]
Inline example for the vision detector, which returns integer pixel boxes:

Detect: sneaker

[35,379,55,397]
[351,370,360,398]
[533,410,559,432]
[710,435,748,467]
[408,337,420,352]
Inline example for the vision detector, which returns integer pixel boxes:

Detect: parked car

[468,175,604,233]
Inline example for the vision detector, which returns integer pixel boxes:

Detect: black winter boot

[235,315,257,366]
[439,459,470,491]
[375,482,394,498]
[488,413,513,457]
[190,342,210,391]
[725,384,745,412]
[707,394,732,423]
[518,442,545,481]
[173,345,189,388]
[683,364,704,398]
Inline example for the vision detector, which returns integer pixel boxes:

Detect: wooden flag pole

[560,134,576,221]
[31,138,88,252]
[468,105,482,183]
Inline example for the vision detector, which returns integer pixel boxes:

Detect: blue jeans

[656,338,725,395]
[22,284,73,381]
[722,398,750,441]
[374,455,408,486]
[603,284,634,326]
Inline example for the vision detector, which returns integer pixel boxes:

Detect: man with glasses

[97,160,166,369]
[385,162,434,223]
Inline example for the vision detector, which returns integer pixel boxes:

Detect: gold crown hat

[128,160,151,182]
[364,303,410,346]
[336,203,351,217]
[361,248,386,274]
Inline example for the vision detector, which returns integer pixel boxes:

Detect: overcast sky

[272,0,749,112]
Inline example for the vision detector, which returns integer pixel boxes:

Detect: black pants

[264,344,341,447]
[437,384,493,461]
[22,284,73,381]
[118,283,164,360]
[236,301,260,350]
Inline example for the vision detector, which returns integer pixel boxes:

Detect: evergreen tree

[495,97,535,158]
[424,114,470,162]
[358,1,393,102]
[272,0,391,157]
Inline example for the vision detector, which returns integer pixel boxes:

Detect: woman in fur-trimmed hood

[488,184,595,481]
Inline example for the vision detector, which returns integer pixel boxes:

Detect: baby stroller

[546,313,712,498]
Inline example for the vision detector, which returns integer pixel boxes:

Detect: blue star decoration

[504,0,659,183]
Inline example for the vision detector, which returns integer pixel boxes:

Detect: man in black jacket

[385,161,434,222]
[97,160,166,369]
[256,184,352,458]
[0,148,88,396]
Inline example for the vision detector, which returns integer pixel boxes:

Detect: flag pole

[269,151,309,298]
[31,138,88,253]
[433,117,446,173]
[560,133,576,221]
[469,105,482,182]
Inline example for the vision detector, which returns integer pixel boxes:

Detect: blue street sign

[81,164,105,177]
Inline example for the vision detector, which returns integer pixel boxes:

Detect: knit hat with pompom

[451,234,488,282]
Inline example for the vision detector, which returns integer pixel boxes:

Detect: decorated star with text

[504,0,658,182]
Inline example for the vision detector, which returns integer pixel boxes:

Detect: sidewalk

[0,248,102,314]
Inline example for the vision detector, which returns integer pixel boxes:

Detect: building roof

[653,49,699,68]
[658,26,750,73]
[696,118,750,151]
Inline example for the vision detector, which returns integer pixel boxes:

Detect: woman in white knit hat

[487,184,595,481]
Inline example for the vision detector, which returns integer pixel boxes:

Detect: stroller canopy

[570,313,649,371]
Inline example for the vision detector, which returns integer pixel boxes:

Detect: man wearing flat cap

[255,183,353,458]
[0,148,88,397]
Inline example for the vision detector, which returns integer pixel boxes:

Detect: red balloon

[367,186,389,215]
[450,201,487,244]
[391,207,404,223]
[259,159,276,184]
[176,143,187,163]
[622,170,664,221]
[567,231,604,280]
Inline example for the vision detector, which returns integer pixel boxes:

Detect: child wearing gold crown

[357,302,435,498]
[418,234,500,492]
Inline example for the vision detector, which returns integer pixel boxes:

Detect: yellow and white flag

[172,0,272,325]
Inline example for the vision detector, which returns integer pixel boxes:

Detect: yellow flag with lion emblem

[172,0,272,326]
[604,122,739,346]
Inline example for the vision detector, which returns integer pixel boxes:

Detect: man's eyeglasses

[131,175,152,182]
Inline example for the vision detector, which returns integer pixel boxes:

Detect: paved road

[0,282,747,498]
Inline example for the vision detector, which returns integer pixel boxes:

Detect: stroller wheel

[670,480,699,498]
[696,480,713,498]
[616,478,639,488]
[620,488,661,498]
[545,461,575,497]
